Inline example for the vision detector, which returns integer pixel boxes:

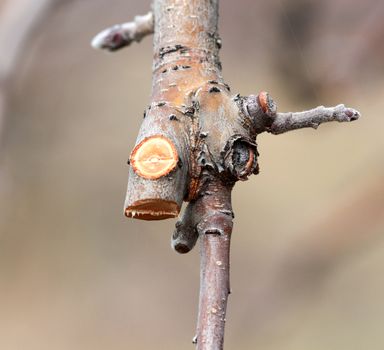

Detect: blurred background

[0,0,383,349]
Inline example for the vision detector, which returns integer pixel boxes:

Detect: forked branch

[92,1,360,349]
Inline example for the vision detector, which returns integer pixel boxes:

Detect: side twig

[91,12,154,51]
[244,93,361,135]
[271,104,360,134]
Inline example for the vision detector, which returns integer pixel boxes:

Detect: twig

[194,180,233,349]
[173,178,233,347]
[271,104,360,134]
[244,92,360,135]
[91,12,154,51]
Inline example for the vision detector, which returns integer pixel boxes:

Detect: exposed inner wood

[125,198,179,220]
[130,135,178,180]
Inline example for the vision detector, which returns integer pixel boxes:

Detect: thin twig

[195,181,233,350]
[197,231,231,349]
[271,104,360,134]
[244,93,360,135]
[91,12,154,51]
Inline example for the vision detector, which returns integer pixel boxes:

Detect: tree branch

[244,92,360,135]
[93,1,361,349]
[173,177,234,346]
[271,104,360,135]
[195,179,233,350]
[91,12,154,51]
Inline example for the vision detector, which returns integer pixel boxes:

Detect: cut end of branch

[130,135,178,180]
[125,199,180,220]
[172,237,196,254]
[172,221,199,254]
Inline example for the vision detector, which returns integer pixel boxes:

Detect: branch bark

[195,180,233,349]
[92,1,360,349]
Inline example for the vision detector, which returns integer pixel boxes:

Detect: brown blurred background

[0,0,383,349]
